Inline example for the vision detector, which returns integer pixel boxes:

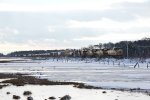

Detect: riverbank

[0,73,150,94]
[0,73,150,100]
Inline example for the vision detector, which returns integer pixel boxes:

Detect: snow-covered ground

[0,85,150,100]
[0,58,150,90]
[0,58,150,99]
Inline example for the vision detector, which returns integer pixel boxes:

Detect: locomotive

[73,47,123,58]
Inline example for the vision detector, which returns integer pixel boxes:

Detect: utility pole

[126,41,129,58]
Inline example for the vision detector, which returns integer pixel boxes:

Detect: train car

[107,47,123,57]
[86,49,93,57]
[93,49,104,57]
[64,49,74,57]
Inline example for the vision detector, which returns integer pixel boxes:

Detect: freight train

[9,48,123,58]
[64,47,123,58]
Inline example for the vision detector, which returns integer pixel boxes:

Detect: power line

[137,46,150,48]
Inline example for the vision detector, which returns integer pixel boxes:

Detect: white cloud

[47,26,55,33]
[0,39,68,54]
[0,0,146,12]
[67,16,150,31]
[0,0,149,53]
[73,32,150,43]
[0,27,19,35]
[0,2,109,12]
[44,39,57,42]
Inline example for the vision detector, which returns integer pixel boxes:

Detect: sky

[0,0,150,53]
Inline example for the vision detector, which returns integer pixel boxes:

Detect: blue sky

[0,0,150,53]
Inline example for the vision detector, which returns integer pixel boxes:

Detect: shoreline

[0,73,150,96]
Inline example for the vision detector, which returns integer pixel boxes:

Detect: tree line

[2,37,150,58]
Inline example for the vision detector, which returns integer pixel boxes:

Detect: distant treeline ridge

[1,38,150,58]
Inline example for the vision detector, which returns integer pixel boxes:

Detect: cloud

[0,2,110,12]
[73,32,150,43]
[47,26,55,33]
[0,0,146,12]
[0,27,19,35]
[0,0,149,53]
[0,38,82,54]
[112,0,150,18]
[66,17,150,31]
